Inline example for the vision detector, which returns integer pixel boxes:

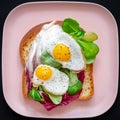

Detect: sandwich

[19,18,99,111]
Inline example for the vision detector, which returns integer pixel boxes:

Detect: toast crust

[79,64,94,100]
[22,70,28,98]
[20,21,93,100]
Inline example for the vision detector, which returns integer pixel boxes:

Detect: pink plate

[2,1,119,118]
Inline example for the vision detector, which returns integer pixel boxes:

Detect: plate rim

[2,1,119,118]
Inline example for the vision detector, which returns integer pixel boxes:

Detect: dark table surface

[0,0,119,120]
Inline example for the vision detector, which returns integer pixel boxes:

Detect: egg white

[42,24,85,71]
[26,22,85,73]
[32,65,69,95]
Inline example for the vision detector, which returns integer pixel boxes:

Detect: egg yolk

[35,65,52,80]
[53,43,71,61]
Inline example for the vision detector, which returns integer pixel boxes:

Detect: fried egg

[35,23,85,71]
[26,21,85,76]
[32,64,69,95]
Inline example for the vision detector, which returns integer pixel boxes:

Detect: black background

[0,0,119,120]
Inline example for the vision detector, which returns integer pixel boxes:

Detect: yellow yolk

[53,43,71,61]
[35,65,52,80]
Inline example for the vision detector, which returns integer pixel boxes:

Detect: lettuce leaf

[44,90,62,105]
[62,18,99,64]
[62,18,81,34]
[40,51,62,69]
[29,87,44,102]
[68,80,82,95]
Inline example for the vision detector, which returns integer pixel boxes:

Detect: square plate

[2,1,119,118]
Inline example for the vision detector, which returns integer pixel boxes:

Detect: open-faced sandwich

[19,18,99,111]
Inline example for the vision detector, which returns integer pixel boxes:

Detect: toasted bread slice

[19,21,94,100]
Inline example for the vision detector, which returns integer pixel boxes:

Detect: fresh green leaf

[47,93,62,105]
[29,87,44,102]
[62,18,81,34]
[68,80,82,95]
[69,71,79,86]
[60,68,70,76]
[76,30,85,38]
[70,34,99,64]
[40,51,62,69]
[43,89,62,105]
[83,32,98,42]
[86,56,96,64]
[62,18,99,64]
[71,34,99,58]
[70,31,85,40]
[79,40,99,59]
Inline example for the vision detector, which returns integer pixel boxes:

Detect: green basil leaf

[40,51,62,69]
